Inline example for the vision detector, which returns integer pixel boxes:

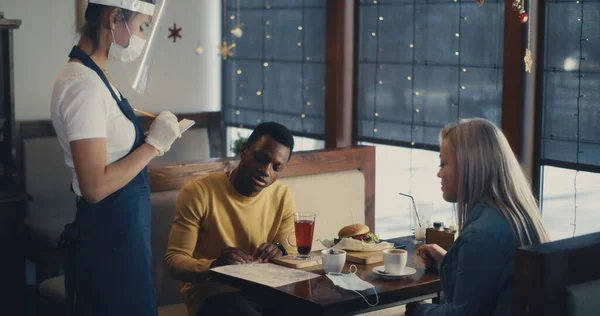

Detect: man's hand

[212,247,254,267]
[252,243,283,263]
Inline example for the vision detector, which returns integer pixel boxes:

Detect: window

[227,127,324,158]
[222,1,327,138]
[540,166,600,240]
[538,1,600,239]
[361,142,454,239]
[539,1,600,172]
[357,1,505,237]
[357,0,504,149]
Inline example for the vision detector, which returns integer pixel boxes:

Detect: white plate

[372,266,417,279]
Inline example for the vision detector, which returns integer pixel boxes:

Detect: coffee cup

[320,249,346,274]
[383,249,407,275]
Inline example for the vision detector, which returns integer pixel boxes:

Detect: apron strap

[68,46,122,103]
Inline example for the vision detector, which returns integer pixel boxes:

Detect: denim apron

[58,46,157,316]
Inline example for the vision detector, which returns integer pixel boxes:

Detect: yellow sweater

[164,172,296,316]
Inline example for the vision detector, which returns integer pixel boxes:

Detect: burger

[335,224,380,244]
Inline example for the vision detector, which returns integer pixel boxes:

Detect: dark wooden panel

[148,146,376,232]
[18,111,225,157]
[532,0,548,197]
[19,111,221,140]
[17,120,57,139]
[325,0,356,149]
[0,199,27,311]
[501,1,524,160]
[137,111,218,131]
[138,111,223,158]
[514,232,600,316]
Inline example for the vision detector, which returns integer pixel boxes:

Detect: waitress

[51,0,178,314]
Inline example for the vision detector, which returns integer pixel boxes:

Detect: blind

[222,0,326,138]
[357,0,504,149]
[540,0,600,173]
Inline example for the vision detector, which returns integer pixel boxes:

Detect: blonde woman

[407,118,550,316]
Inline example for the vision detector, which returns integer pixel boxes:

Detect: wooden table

[212,236,441,315]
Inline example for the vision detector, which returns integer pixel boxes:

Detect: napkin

[318,238,394,252]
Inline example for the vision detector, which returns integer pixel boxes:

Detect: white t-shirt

[51,62,136,196]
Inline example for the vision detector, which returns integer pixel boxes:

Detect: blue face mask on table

[325,265,379,307]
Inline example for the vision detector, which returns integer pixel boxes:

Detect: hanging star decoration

[524,49,533,73]
[168,23,182,42]
[231,24,243,38]
[218,40,236,60]
[475,0,484,5]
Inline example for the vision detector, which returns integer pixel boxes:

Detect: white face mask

[325,265,379,307]
[108,22,147,63]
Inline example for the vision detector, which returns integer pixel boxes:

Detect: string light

[237,69,242,75]
[572,0,585,237]
[300,7,307,132]
[456,0,463,119]
[372,1,382,139]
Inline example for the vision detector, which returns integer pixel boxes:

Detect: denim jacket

[417,203,518,316]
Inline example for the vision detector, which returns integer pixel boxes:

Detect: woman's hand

[145,111,181,156]
[417,243,447,270]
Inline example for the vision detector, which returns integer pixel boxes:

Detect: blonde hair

[441,118,550,246]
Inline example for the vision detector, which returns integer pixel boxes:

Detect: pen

[133,108,157,118]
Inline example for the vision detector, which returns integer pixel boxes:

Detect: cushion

[38,276,65,304]
[39,276,187,314]
[567,278,600,316]
[151,190,185,306]
[23,137,76,247]
[281,170,365,250]
[158,303,188,316]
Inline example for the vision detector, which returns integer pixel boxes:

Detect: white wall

[1,0,221,120]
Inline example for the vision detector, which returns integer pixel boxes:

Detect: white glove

[145,111,181,156]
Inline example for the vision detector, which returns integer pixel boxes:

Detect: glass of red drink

[286,212,316,259]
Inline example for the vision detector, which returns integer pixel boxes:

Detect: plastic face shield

[88,0,168,94]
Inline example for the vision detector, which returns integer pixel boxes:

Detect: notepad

[179,119,195,134]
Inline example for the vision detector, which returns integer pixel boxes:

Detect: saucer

[372,266,417,279]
